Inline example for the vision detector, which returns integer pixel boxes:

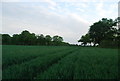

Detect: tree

[29,33,36,45]
[2,34,11,45]
[78,34,92,46]
[36,34,46,45]
[53,35,63,45]
[19,30,32,45]
[53,35,63,42]
[12,34,20,45]
[2,30,69,46]
[45,35,52,45]
[89,18,117,46]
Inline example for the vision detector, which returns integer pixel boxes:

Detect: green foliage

[79,18,119,48]
[2,30,69,46]
[52,35,63,46]
[2,34,11,45]
[45,35,52,45]
[78,34,92,46]
[89,18,116,44]
[2,45,118,79]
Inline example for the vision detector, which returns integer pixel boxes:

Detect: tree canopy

[78,18,119,48]
[2,30,70,46]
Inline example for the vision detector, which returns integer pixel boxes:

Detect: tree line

[1,17,120,47]
[78,17,120,48]
[1,30,70,46]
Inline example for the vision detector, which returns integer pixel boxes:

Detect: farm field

[2,45,118,79]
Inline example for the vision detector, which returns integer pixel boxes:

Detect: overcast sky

[1,0,119,44]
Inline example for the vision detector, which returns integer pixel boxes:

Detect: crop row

[3,47,78,79]
[2,46,118,79]
[35,47,118,79]
[3,45,73,69]
[36,49,80,79]
[73,48,118,79]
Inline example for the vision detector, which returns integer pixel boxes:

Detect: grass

[2,45,118,79]
[2,45,73,69]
